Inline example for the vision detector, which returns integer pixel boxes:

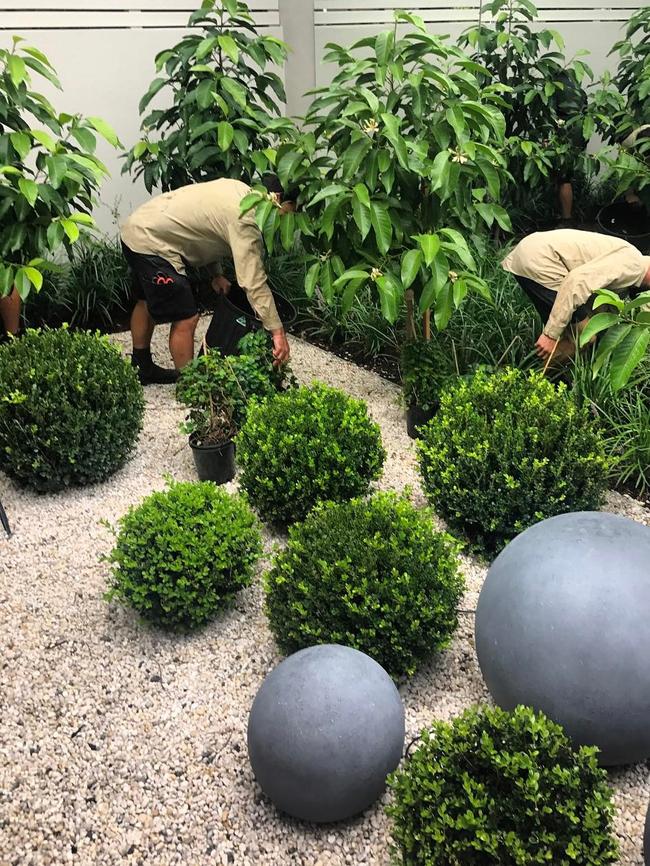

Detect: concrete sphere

[475,511,650,766]
[247,644,405,822]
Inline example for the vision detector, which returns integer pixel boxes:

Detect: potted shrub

[176,330,294,483]
[400,335,445,439]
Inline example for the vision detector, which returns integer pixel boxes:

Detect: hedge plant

[104,480,261,630]
[265,491,464,678]
[0,328,143,491]
[388,704,619,866]
[237,382,385,524]
[417,368,608,555]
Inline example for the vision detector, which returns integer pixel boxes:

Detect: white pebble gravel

[1,318,649,865]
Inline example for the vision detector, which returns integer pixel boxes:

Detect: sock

[132,347,153,366]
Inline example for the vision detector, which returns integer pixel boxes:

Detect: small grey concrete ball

[645,801,650,866]
[247,644,405,823]
[475,511,650,766]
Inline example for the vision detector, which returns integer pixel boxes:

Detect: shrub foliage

[104,480,262,629]
[0,328,143,491]
[417,368,608,554]
[388,704,619,866]
[237,382,385,524]
[265,492,464,678]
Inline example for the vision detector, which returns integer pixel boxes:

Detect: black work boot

[131,349,179,385]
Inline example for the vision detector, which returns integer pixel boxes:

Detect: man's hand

[211,275,231,295]
[271,328,290,365]
[535,333,558,360]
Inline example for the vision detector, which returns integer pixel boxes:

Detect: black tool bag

[203,285,296,356]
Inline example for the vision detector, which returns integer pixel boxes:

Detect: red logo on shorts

[155,274,174,286]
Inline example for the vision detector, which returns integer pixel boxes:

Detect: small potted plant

[176,331,294,483]
[400,337,446,439]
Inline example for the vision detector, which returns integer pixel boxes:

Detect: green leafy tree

[123,0,295,192]
[610,8,650,139]
[459,0,595,223]
[242,11,511,328]
[0,37,119,301]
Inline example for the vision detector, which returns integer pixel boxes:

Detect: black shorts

[515,275,593,325]
[121,242,198,324]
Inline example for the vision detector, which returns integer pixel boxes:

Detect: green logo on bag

[236,316,247,327]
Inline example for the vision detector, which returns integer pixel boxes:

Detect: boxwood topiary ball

[236,382,386,525]
[476,511,650,765]
[0,328,144,492]
[247,644,404,823]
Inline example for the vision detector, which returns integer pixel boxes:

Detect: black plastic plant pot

[204,285,296,356]
[189,435,236,485]
[405,402,438,439]
[597,202,650,252]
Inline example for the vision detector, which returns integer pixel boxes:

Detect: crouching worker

[502,228,650,362]
[120,176,294,385]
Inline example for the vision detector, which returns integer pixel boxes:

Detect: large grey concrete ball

[247,644,405,823]
[476,511,650,766]
[645,802,650,866]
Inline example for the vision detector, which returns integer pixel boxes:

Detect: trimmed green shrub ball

[0,328,143,492]
[388,704,619,866]
[417,368,608,555]
[104,481,262,629]
[265,491,464,677]
[237,382,386,524]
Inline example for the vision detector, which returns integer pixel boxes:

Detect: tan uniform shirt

[120,178,282,331]
[502,229,650,340]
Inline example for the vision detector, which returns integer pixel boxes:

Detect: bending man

[120,176,294,384]
[502,228,650,361]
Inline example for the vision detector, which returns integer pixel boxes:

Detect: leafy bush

[265,492,463,678]
[0,37,119,300]
[0,328,144,491]
[104,480,261,629]
[124,0,293,192]
[237,382,386,524]
[176,330,295,444]
[417,368,608,554]
[387,704,619,866]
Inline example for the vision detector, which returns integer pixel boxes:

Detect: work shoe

[132,357,179,386]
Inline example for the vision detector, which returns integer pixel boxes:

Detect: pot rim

[189,432,235,451]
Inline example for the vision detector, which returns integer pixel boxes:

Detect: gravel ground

[1,318,649,866]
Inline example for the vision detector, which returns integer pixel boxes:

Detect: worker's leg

[169,314,200,369]
[0,288,21,336]
[558,181,574,220]
[131,299,155,350]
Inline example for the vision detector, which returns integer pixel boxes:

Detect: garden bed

[1,320,649,865]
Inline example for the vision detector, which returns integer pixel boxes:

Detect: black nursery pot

[204,285,296,356]
[405,402,439,439]
[597,202,650,252]
[189,435,236,485]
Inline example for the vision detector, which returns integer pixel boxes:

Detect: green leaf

[276,150,303,191]
[139,78,167,113]
[582,115,595,141]
[218,121,234,151]
[321,260,334,303]
[413,234,441,266]
[579,312,621,345]
[435,283,453,330]
[195,35,219,61]
[221,78,247,109]
[8,55,27,86]
[31,129,57,152]
[305,261,320,298]
[45,155,66,189]
[353,183,370,208]
[352,197,372,240]
[333,268,370,288]
[370,202,392,255]
[591,323,632,376]
[380,113,409,169]
[342,138,372,180]
[46,221,64,248]
[592,288,625,311]
[358,87,379,114]
[376,272,402,323]
[132,140,148,160]
[375,30,395,66]
[87,116,121,148]
[401,249,422,290]
[68,212,94,226]
[23,266,43,291]
[218,35,240,64]
[254,199,274,233]
[71,126,97,153]
[18,177,38,207]
[307,184,349,208]
[10,131,31,160]
[240,191,263,215]
[61,218,80,243]
[440,228,476,270]
[446,105,467,143]
[280,211,296,252]
[610,327,650,390]
[429,149,451,193]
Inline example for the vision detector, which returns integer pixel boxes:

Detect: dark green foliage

[104,480,261,629]
[237,382,386,524]
[417,368,608,554]
[387,704,619,866]
[0,328,143,492]
[265,492,464,678]
[176,330,295,444]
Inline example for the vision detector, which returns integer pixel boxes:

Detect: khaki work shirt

[502,229,650,340]
[120,178,282,331]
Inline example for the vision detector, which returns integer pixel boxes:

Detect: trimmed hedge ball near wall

[104,481,262,630]
[388,704,619,866]
[417,368,608,555]
[265,492,464,678]
[0,328,144,492]
[237,382,386,525]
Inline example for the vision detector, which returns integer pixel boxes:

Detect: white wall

[0,0,644,232]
